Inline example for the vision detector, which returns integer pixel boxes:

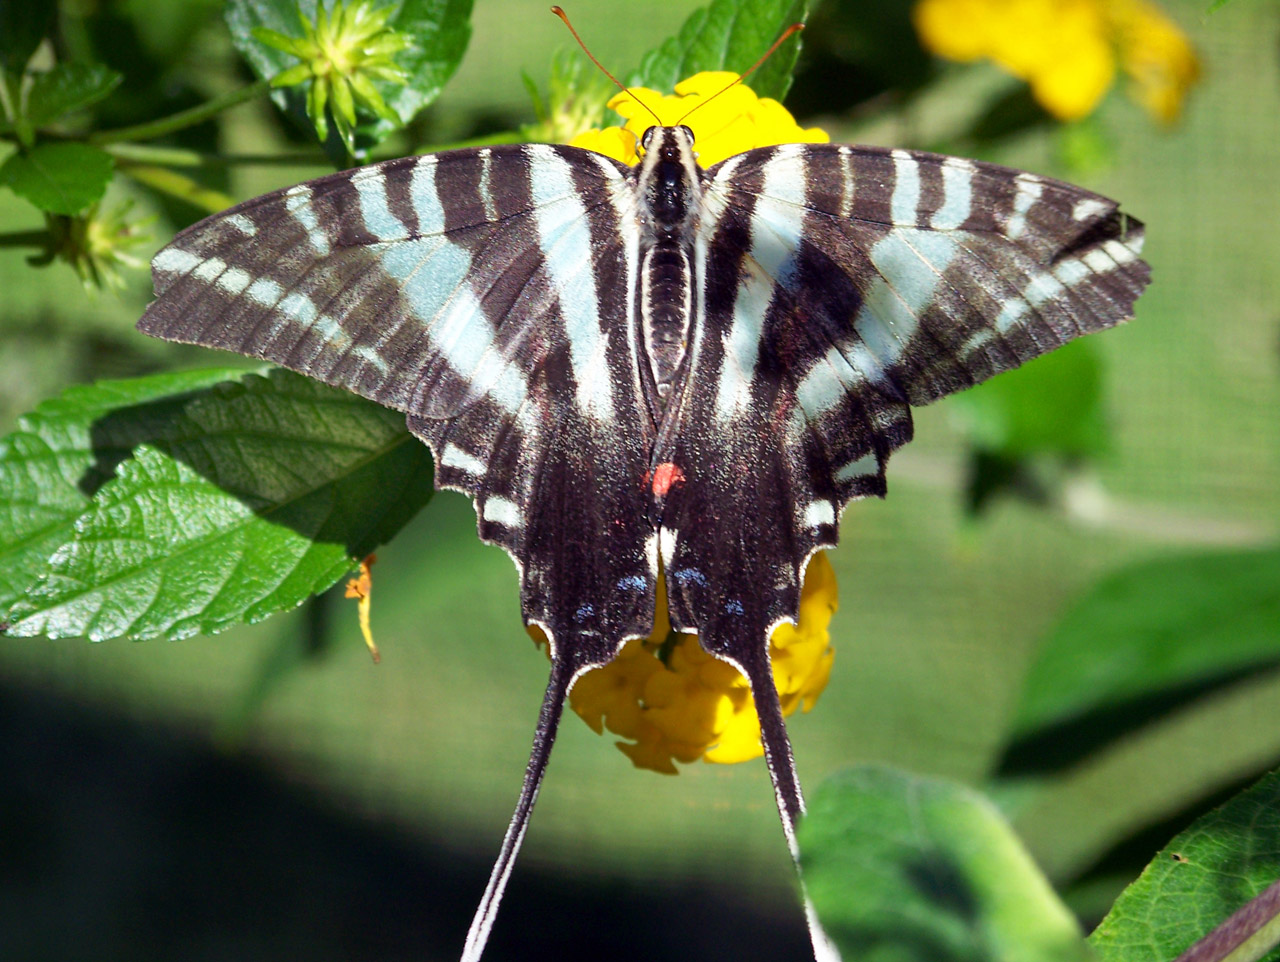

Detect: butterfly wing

[656,141,1149,843]
[140,143,659,651]
[139,145,663,961]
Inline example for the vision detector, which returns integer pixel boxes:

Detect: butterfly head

[639,124,696,157]
[636,125,702,234]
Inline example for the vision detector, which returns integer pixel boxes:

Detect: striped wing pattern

[139,145,659,655]
[659,143,1148,649]
[138,133,1149,962]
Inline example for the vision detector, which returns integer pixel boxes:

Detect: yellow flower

[569,71,829,168]
[912,0,1199,123]
[530,553,838,774]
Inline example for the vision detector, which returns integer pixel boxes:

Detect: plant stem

[120,166,234,214]
[0,230,50,249]
[103,142,331,169]
[89,79,272,145]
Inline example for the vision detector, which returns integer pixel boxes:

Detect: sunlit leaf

[951,339,1107,460]
[5,370,433,642]
[1009,546,1280,743]
[799,765,1093,962]
[0,368,247,611]
[1091,767,1280,962]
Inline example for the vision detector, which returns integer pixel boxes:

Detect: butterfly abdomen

[640,242,692,400]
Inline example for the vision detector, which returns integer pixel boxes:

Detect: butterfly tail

[715,628,843,962]
[460,651,578,962]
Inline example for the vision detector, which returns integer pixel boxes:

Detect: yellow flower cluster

[912,0,1199,123]
[569,71,829,168]
[531,553,837,774]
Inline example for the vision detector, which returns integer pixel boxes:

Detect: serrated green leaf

[226,0,473,155]
[25,62,124,127]
[5,370,433,642]
[799,766,1093,962]
[1090,768,1280,962]
[0,368,248,611]
[0,0,53,73]
[0,141,114,215]
[1009,546,1280,742]
[629,0,809,103]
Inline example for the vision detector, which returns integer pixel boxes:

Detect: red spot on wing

[647,462,686,498]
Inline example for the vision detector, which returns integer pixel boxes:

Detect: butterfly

[137,100,1149,959]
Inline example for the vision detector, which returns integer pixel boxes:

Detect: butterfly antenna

[460,651,579,962]
[551,6,662,127]
[675,22,804,126]
[705,620,841,962]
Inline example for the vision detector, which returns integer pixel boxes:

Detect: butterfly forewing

[139,144,660,650]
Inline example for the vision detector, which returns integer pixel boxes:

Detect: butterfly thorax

[635,126,703,406]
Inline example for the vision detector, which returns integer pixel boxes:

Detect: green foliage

[1,2,1276,959]
[227,0,473,158]
[1011,545,1280,741]
[2,369,432,642]
[630,0,808,102]
[950,339,1107,512]
[1090,768,1280,962]
[23,63,123,129]
[0,368,245,611]
[799,766,1093,962]
[0,0,53,74]
[0,142,115,215]
[952,341,1106,461]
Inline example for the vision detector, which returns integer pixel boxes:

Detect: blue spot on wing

[672,569,709,588]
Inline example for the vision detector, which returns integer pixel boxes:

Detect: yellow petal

[568,126,638,164]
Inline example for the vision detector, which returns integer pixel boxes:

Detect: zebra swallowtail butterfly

[137,82,1148,961]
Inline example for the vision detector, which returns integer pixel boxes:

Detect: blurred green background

[1,0,1278,959]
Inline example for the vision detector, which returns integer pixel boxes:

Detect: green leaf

[799,765,1093,962]
[4,370,433,642]
[0,0,53,73]
[0,142,115,215]
[226,0,473,155]
[630,0,810,102]
[951,339,1107,460]
[1008,546,1280,744]
[0,368,246,611]
[949,339,1108,514]
[1090,768,1280,962]
[25,62,124,127]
